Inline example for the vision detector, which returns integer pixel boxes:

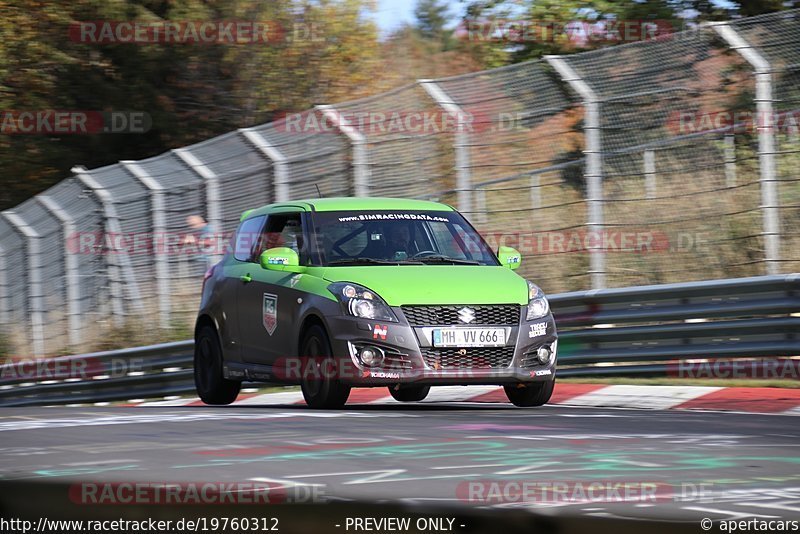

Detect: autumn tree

[0,0,380,209]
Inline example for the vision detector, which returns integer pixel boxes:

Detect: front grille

[401,305,520,326]
[420,346,515,369]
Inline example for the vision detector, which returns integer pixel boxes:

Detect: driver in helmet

[385,223,414,259]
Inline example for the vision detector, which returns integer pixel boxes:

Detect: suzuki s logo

[458,307,476,324]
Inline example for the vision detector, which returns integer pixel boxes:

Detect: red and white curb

[135,384,800,415]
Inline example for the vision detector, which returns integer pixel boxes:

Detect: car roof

[243,197,455,220]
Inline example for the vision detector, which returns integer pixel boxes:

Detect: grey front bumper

[325,309,558,386]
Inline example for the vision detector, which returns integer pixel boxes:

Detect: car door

[237,208,308,366]
[224,214,267,362]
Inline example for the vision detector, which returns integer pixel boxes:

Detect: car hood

[318,265,528,306]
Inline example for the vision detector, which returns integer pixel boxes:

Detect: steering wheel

[411,250,439,258]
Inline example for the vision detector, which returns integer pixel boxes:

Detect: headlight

[526,281,550,320]
[328,282,398,322]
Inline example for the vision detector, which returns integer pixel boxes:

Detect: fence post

[724,134,737,188]
[712,22,780,275]
[419,80,473,217]
[545,55,606,289]
[315,105,370,197]
[0,244,6,326]
[1,212,45,356]
[172,148,223,261]
[36,195,82,348]
[121,161,171,330]
[530,174,541,211]
[73,166,144,323]
[474,187,487,227]
[644,150,657,199]
[238,128,290,202]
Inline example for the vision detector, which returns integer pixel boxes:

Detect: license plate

[432,328,506,347]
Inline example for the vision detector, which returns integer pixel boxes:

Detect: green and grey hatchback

[194,197,557,408]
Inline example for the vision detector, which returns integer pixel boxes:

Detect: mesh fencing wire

[1,10,798,356]
[435,60,586,292]
[732,10,800,275]
[11,198,65,355]
[0,217,28,353]
[42,178,107,350]
[132,152,207,323]
[561,25,766,288]
[83,163,153,325]
[185,131,274,235]
[334,83,456,198]
[250,108,352,199]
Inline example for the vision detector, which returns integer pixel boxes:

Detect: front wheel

[388,385,431,402]
[504,379,554,407]
[194,325,241,405]
[300,325,351,409]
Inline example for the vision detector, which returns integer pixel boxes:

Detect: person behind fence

[184,215,216,272]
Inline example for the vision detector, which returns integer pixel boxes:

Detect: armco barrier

[1,274,798,406]
[0,341,195,406]
[551,274,800,369]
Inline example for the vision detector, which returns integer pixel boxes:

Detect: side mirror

[260,247,306,273]
[497,246,522,270]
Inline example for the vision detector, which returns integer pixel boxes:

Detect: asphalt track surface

[1,402,799,523]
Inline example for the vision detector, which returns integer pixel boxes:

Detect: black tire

[504,379,554,407]
[388,385,431,402]
[300,325,351,409]
[194,325,241,405]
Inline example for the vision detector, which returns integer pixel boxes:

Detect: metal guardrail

[0,341,195,407]
[1,274,798,407]
[551,274,800,370]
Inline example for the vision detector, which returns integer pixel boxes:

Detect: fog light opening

[359,346,385,367]
[537,346,552,365]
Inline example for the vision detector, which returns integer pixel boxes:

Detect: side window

[233,215,266,262]
[255,213,306,263]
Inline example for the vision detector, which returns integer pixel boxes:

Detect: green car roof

[244,197,455,219]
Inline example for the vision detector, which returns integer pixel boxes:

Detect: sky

[373,0,464,34]
[371,0,739,34]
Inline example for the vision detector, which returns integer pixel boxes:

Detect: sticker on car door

[263,293,278,335]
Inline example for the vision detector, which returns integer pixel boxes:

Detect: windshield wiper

[416,255,481,265]
[327,257,423,266]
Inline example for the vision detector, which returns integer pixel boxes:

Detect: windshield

[310,210,500,266]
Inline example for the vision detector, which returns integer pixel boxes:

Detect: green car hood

[317,265,528,306]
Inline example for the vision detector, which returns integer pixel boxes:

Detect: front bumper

[326,306,558,386]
